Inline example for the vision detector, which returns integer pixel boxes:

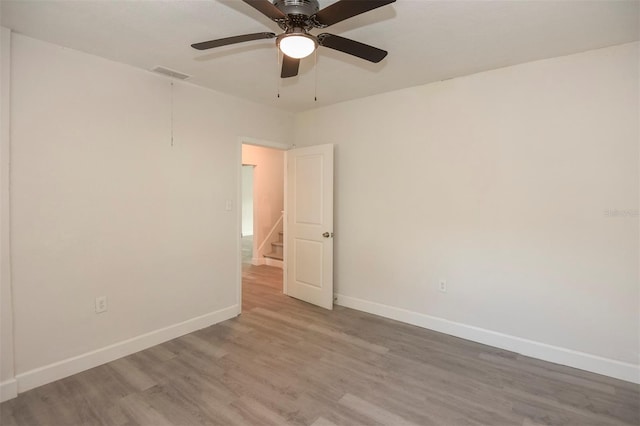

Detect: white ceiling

[1,0,638,112]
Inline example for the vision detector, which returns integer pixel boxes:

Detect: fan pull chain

[276,48,281,98]
[314,49,318,102]
[170,81,174,147]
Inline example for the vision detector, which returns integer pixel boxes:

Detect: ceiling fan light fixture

[192,0,397,78]
[278,32,317,59]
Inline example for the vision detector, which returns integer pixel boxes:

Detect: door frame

[236,137,292,314]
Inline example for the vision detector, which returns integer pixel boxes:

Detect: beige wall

[294,43,639,376]
[0,27,16,400]
[242,144,284,260]
[6,32,292,391]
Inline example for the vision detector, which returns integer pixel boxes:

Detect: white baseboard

[0,378,17,402]
[14,304,239,395]
[251,257,283,269]
[264,258,283,269]
[335,294,639,384]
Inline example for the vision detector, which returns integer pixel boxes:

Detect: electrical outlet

[95,296,108,313]
[439,280,447,293]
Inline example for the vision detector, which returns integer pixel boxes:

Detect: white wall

[2,29,637,397]
[242,144,284,260]
[0,26,17,402]
[7,32,292,392]
[241,165,254,236]
[294,43,639,381]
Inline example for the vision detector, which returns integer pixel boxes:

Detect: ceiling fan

[191,0,396,78]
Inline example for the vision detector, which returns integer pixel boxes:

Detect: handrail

[256,212,284,258]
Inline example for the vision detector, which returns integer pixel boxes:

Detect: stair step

[278,231,284,243]
[270,240,283,256]
[264,251,283,261]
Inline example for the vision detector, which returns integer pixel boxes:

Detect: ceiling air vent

[152,66,191,80]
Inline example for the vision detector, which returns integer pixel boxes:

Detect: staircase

[264,231,284,262]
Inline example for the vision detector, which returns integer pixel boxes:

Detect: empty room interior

[0,0,638,425]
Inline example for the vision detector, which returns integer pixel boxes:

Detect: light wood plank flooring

[1,264,638,425]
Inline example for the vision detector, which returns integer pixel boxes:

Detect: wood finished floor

[1,264,638,426]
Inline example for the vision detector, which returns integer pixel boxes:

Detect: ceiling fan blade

[281,55,300,78]
[312,0,396,27]
[242,0,287,21]
[191,32,276,50]
[318,33,387,63]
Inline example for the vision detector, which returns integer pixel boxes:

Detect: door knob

[322,232,334,238]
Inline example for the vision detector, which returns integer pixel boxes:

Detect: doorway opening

[239,140,288,311]
[237,139,335,313]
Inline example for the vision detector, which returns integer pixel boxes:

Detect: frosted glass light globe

[279,34,316,59]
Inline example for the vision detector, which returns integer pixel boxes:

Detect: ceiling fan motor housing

[274,0,319,18]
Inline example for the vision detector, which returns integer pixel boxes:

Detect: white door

[285,144,334,310]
